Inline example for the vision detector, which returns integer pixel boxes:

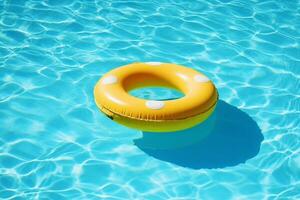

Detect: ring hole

[122,73,186,101]
[129,87,184,101]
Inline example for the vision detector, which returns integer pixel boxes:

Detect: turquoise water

[1,0,300,199]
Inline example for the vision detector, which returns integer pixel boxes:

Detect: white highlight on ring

[145,100,165,110]
[102,75,118,85]
[146,62,162,66]
[194,74,210,83]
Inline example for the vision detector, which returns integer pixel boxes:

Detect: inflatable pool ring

[94,62,218,132]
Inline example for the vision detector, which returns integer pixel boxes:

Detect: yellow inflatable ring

[94,62,218,132]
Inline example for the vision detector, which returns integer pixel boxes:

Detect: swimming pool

[0,0,299,199]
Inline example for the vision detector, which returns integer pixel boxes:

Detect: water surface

[0,0,300,199]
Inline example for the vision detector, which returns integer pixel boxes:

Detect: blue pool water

[1,0,300,199]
